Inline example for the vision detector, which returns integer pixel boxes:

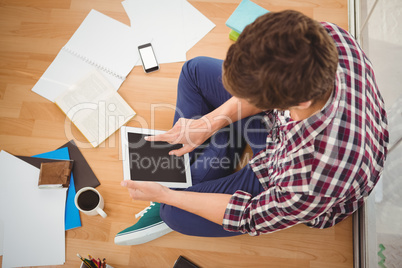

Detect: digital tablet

[121,126,192,188]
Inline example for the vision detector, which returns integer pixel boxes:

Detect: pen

[77,254,92,268]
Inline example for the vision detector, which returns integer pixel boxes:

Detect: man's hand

[121,179,232,225]
[144,97,262,157]
[121,180,170,203]
[145,117,213,156]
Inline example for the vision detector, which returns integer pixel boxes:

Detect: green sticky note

[229,30,240,41]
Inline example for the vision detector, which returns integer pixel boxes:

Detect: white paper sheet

[122,0,187,65]
[0,151,67,267]
[122,0,215,57]
[0,188,4,257]
[32,9,144,102]
[181,0,216,51]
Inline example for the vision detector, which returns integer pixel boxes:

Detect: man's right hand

[145,97,262,157]
[145,117,214,156]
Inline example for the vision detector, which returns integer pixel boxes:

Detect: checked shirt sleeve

[222,188,337,235]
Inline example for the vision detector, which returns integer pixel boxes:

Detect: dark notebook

[58,140,100,191]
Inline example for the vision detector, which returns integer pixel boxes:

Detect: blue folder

[34,147,82,230]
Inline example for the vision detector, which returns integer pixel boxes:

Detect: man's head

[222,10,338,110]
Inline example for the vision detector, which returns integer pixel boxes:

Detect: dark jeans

[160,57,267,237]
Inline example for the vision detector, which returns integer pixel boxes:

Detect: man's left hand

[121,180,170,203]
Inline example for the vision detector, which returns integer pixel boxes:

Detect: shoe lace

[135,202,155,219]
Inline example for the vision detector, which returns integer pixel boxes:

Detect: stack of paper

[0,151,67,267]
[0,140,103,267]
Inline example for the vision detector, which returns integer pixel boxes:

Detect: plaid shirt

[222,22,389,235]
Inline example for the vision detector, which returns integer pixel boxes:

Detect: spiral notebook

[32,9,144,102]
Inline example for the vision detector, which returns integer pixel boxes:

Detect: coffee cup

[74,187,107,218]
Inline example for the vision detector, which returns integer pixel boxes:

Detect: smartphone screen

[138,43,159,73]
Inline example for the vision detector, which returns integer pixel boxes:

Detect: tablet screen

[121,126,192,188]
[127,133,187,183]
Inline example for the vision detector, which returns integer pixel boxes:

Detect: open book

[55,71,136,147]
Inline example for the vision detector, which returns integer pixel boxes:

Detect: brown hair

[222,10,338,110]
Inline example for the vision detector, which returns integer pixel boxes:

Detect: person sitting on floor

[115,10,388,245]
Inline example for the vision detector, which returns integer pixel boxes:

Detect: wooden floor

[0,0,352,267]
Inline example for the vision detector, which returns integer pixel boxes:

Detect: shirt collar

[279,65,345,152]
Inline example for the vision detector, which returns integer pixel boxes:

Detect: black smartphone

[138,43,159,73]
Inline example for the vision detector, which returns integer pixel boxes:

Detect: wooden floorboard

[0,0,352,267]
